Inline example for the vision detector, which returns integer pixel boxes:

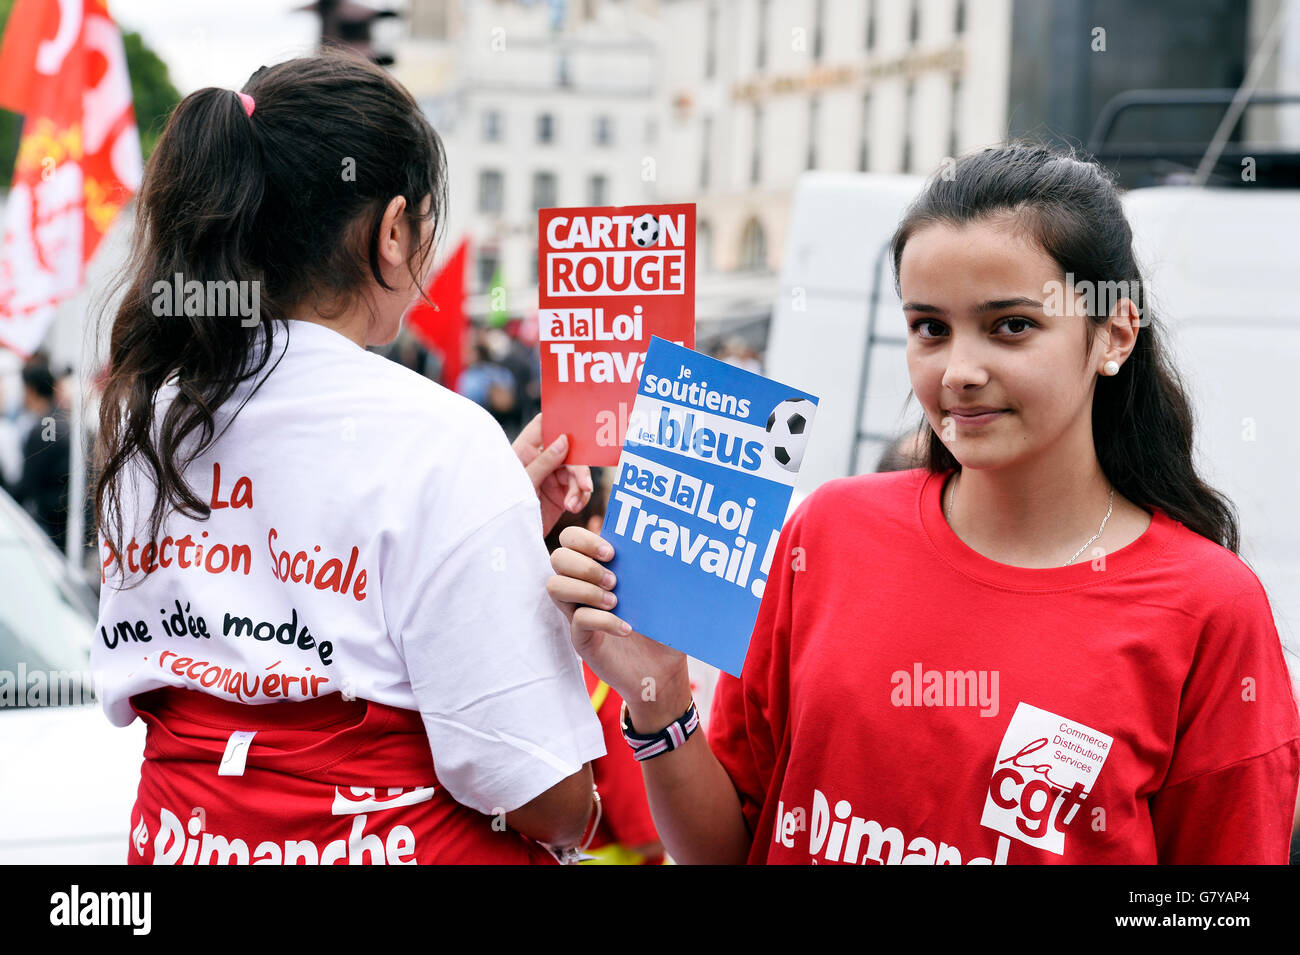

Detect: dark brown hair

[890,141,1240,553]
[94,50,447,581]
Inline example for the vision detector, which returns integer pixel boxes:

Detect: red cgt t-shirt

[709,468,1300,865]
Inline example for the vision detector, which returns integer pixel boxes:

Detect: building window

[949,75,962,158]
[698,220,713,274]
[865,0,876,51]
[533,171,558,210]
[478,169,503,214]
[859,93,872,172]
[756,0,769,70]
[902,81,915,172]
[806,96,819,169]
[537,113,555,144]
[909,0,920,45]
[705,2,717,78]
[956,0,966,35]
[477,248,499,292]
[700,115,712,189]
[751,105,762,185]
[588,173,608,206]
[594,115,613,146]
[482,110,503,143]
[813,0,825,60]
[739,217,767,271]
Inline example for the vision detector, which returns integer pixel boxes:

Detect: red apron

[125,687,557,865]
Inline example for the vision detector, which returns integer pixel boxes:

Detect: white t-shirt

[93,318,604,814]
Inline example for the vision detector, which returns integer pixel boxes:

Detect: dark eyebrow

[903,296,1046,314]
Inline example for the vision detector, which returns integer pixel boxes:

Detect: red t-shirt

[127,687,557,864]
[709,468,1300,864]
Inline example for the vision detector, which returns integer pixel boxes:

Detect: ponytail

[95,51,448,583]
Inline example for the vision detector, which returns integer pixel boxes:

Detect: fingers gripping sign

[546,526,688,713]
[513,413,594,535]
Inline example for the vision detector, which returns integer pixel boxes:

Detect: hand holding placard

[597,338,819,676]
[512,413,593,535]
[546,525,693,731]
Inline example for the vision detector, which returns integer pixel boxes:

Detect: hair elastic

[236,92,255,117]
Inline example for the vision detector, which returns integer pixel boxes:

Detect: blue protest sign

[599,337,818,675]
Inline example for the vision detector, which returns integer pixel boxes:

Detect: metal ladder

[847,236,910,475]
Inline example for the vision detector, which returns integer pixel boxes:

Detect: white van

[766,171,1300,690]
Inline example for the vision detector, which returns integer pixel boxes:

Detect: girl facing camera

[548,142,1300,864]
[93,51,603,865]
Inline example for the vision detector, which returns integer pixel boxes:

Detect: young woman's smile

[945,406,1012,427]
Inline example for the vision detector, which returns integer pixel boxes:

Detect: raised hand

[511,413,593,536]
[546,525,692,727]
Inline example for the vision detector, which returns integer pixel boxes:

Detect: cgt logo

[987,761,1088,841]
[979,702,1113,855]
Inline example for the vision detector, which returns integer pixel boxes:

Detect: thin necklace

[945,472,1115,567]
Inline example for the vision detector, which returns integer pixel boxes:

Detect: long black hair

[890,141,1240,553]
[95,50,448,582]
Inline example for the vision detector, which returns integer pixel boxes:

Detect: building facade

[394,0,659,318]
[390,0,1278,337]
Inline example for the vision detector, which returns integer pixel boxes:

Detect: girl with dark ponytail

[548,141,1300,864]
[93,51,604,865]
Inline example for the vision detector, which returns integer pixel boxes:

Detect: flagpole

[64,285,86,576]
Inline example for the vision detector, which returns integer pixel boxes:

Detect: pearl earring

[1103,360,1120,376]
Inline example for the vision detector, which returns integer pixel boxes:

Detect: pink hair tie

[237,92,255,117]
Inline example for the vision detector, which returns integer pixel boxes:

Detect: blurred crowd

[0,353,74,552]
[707,335,763,376]
[378,322,540,443]
[380,320,764,444]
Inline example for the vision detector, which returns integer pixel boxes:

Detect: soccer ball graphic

[632,213,659,248]
[765,398,814,472]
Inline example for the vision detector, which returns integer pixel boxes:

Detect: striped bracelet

[620,698,700,761]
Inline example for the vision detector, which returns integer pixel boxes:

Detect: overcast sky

[109,0,321,94]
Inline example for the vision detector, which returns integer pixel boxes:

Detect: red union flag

[405,236,469,391]
[538,203,695,465]
[0,0,143,357]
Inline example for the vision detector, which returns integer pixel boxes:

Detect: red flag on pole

[0,0,142,357]
[406,236,469,391]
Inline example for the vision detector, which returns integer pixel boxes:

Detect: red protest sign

[538,203,695,465]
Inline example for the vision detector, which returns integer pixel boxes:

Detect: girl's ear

[1100,298,1141,371]
[378,195,409,267]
